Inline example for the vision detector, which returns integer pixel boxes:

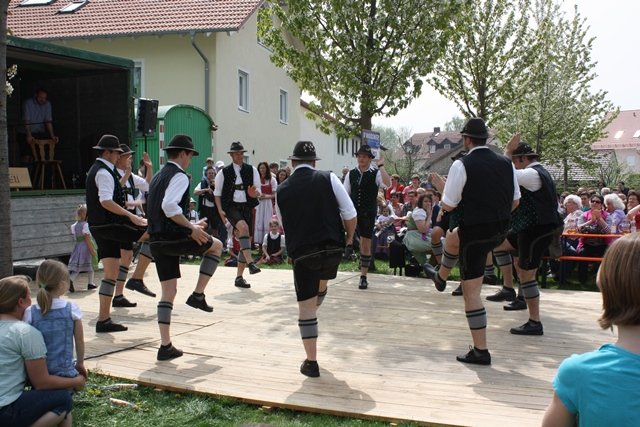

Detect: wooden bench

[538,232,624,287]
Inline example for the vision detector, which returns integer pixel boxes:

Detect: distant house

[7,0,305,167]
[591,109,640,173]
[406,127,499,176]
[544,151,615,189]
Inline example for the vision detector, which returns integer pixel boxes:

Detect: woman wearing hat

[146,134,224,361]
[343,144,391,290]
[85,135,148,334]
[213,141,263,289]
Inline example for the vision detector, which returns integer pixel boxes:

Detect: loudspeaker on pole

[136,98,159,136]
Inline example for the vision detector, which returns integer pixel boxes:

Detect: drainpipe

[190,32,210,113]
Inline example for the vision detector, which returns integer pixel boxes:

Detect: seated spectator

[550,194,582,282]
[256,219,285,265]
[576,194,610,286]
[389,192,405,229]
[604,193,626,234]
[373,205,396,259]
[626,190,640,230]
[578,191,590,211]
[403,194,433,265]
[542,234,640,427]
[401,190,417,216]
[0,275,85,427]
[385,174,405,201]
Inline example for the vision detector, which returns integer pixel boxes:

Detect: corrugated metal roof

[8,0,261,40]
[592,110,640,150]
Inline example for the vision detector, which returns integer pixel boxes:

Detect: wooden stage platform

[69,265,612,426]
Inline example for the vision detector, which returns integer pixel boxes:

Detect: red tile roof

[8,0,262,40]
[592,110,640,150]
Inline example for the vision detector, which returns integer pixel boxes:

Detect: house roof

[544,151,614,183]
[407,129,496,159]
[591,109,640,150]
[8,0,262,40]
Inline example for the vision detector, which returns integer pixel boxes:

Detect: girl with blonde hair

[24,260,87,380]
[68,204,96,292]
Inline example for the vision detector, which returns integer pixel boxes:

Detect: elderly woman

[551,194,583,283]
[625,190,639,230]
[604,193,627,233]
[403,194,433,265]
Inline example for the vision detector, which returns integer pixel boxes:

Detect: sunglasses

[590,200,602,204]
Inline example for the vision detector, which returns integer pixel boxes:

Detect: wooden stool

[29,138,66,190]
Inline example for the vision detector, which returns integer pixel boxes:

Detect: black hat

[451,150,467,161]
[92,134,123,152]
[163,134,199,156]
[511,142,539,158]
[288,140,321,161]
[119,144,134,155]
[460,117,489,139]
[227,141,247,153]
[355,144,375,158]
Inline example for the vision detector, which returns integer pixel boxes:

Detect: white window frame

[133,60,144,98]
[238,69,249,112]
[429,144,436,153]
[279,89,288,124]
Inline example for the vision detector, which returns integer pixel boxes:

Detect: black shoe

[358,276,368,290]
[486,287,516,302]
[423,262,437,279]
[112,295,137,308]
[125,278,157,298]
[248,262,261,275]
[87,283,97,290]
[482,274,499,286]
[96,318,128,333]
[456,346,491,365]
[186,294,213,312]
[510,319,543,336]
[300,359,320,377]
[234,277,251,289]
[69,281,75,293]
[503,296,527,311]
[157,343,184,361]
[451,284,463,296]
[430,265,447,292]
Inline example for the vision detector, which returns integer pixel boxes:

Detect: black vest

[348,167,378,211]
[266,233,282,255]
[459,148,514,226]
[197,176,216,211]
[277,168,345,258]
[86,159,126,226]
[147,162,191,236]
[220,163,259,211]
[528,164,559,225]
[114,169,139,214]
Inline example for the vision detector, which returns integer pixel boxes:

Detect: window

[238,70,249,112]
[58,0,88,13]
[279,89,288,124]
[614,130,624,139]
[444,143,450,150]
[133,60,144,98]
[20,0,55,5]
[429,144,436,153]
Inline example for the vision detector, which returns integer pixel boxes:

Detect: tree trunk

[562,157,568,192]
[0,1,13,277]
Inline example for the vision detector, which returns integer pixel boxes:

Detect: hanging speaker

[136,98,159,135]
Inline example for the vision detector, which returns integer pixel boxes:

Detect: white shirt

[95,158,117,203]
[161,161,190,218]
[213,162,261,203]
[275,164,357,225]
[23,299,83,323]
[514,161,543,192]
[342,165,384,195]
[70,221,90,237]
[262,231,286,248]
[194,181,216,207]
[442,146,521,208]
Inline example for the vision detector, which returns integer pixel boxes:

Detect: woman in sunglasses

[576,194,610,286]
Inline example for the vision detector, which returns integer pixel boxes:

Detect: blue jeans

[0,389,72,427]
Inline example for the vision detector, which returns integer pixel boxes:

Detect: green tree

[494,2,616,190]
[428,0,539,125]
[443,116,464,132]
[259,0,463,135]
[372,125,414,182]
[0,1,12,277]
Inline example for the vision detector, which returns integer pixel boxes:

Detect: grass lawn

[75,374,419,426]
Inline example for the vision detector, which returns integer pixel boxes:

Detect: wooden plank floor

[68,265,612,427]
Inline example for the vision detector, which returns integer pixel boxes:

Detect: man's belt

[233,184,246,191]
